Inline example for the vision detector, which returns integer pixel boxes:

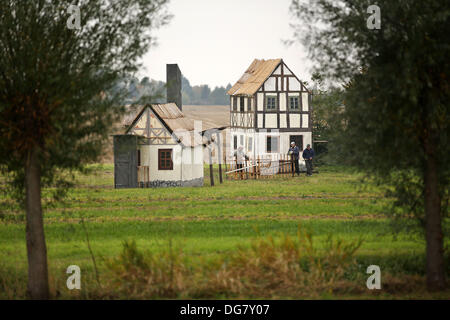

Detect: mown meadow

[0,165,448,299]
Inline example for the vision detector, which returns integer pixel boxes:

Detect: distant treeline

[114,75,232,105]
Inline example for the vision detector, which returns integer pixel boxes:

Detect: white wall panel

[284,66,292,75]
[290,114,301,128]
[302,92,309,111]
[302,114,309,128]
[257,93,264,111]
[289,77,301,91]
[265,114,277,128]
[280,114,287,128]
[257,114,263,128]
[280,93,286,111]
[273,65,281,75]
[265,77,276,91]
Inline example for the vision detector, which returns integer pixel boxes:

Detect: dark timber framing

[229,59,312,134]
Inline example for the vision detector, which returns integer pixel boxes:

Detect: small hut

[114,64,208,188]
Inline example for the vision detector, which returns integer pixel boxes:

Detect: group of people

[233,141,315,177]
[288,141,314,176]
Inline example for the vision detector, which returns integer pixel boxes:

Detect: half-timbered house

[227,59,312,161]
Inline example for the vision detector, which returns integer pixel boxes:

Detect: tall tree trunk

[25,146,49,299]
[424,143,446,291]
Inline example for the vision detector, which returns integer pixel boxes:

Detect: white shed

[122,103,205,188]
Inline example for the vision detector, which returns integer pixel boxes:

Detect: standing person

[288,141,300,176]
[302,144,315,176]
[233,146,249,179]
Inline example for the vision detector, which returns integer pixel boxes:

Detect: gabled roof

[152,103,195,132]
[124,103,226,133]
[227,58,282,96]
[123,103,226,147]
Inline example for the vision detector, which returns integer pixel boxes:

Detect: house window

[240,97,245,112]
[233,97,237,111]
[248,98,252,111]
[266,95,277,111]
[289,96,299,110]
[233,135,238,150]
[240,135,244,146]
[266,136,279,153]
[158,149,173,170]
[248,137,253,152]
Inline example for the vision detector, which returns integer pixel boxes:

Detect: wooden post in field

[224,158,227,180]
[245,159,249,180]
[257,156,260,179]
[216,131,223,184]
[208,145,214,186]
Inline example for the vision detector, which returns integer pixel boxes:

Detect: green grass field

[0,164,448,299]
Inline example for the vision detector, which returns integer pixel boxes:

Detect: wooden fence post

[216,131,223,184]
[208,145,214,186]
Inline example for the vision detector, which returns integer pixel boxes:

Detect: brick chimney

[166,64,182,111]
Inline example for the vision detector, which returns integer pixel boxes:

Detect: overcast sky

[140,0,311,88]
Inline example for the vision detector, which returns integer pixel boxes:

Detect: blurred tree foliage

[115,74,232,105]
[0,0,170,298]
[291,0,449,290]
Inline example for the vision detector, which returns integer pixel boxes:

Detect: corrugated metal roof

[227,59,282,96]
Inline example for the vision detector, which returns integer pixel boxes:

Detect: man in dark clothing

[302,144,315,176]
[288,141,300,176]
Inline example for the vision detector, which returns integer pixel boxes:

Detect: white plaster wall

[280,93,286,111]
[148,144,182,181]
[290,114,301,128]
[257,93,264,111]
[273,65,281,75]
[140,145,151,166]
[265,114,277,128]
[244,97,248,111]
[302,92,309,111]
[257,114,263,128]
[280,114,287,128]
[302,114,309,128]
[181,147,193,181]
[289,77,301,91]
[284,66,292,75]
[302,132,312,150]
[265,77,276,91]
[192,151,204,179]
